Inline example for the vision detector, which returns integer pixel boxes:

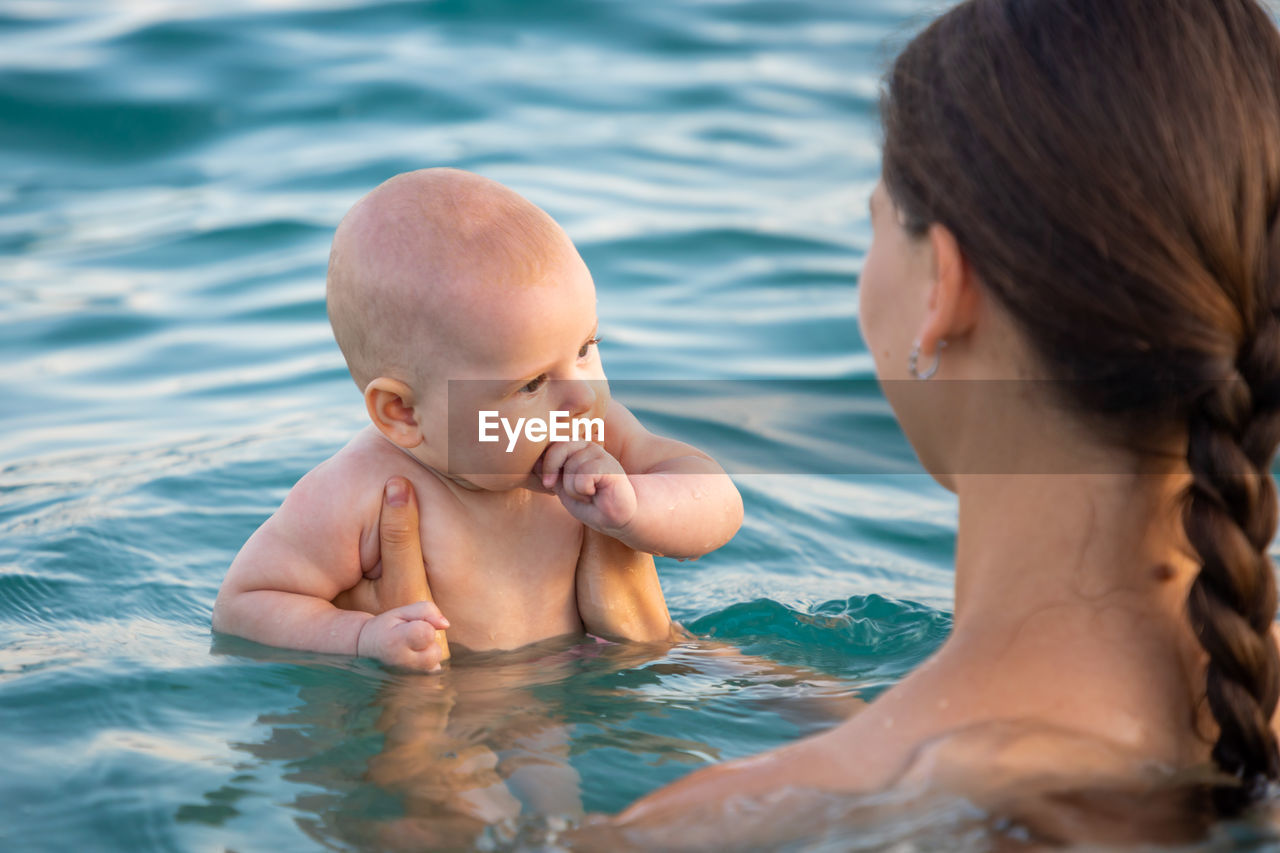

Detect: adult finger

[380,478,451,660]
[376,478,430,604]
[381,477,421,551]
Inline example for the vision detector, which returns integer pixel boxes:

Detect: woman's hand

[334,476,450,661]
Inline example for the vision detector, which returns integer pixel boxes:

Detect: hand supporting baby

[340,477,451,671]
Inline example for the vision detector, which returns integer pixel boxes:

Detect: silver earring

[908,340,945,380]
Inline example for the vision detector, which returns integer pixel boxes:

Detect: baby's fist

[539,440,637,533]
[356,601,450,671]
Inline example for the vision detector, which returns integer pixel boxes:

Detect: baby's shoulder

[280,428,429,532]
[329,427,457,502]
[300,427,461,560]
[291,428,390,501]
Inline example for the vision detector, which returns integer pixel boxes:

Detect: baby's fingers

[399,618,437,651]
[564,452,610,498]
[383,620,446,671]
[540,440,592,489]
[387,637,445,672]
[560,472,599,503]
[390,602,450,661]
[389,600,451,630]
[408,643,445,672]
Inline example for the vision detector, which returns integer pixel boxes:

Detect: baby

[212,168,743,669]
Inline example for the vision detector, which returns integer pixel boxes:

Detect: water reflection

[210,633,861,850]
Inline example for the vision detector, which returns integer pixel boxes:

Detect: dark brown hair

[882,0,1280,811]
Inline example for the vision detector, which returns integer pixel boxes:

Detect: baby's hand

[538,440,638,534]
[356,601,451,671]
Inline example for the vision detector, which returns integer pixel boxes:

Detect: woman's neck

[952,468,1196,633]
[942,461,1209,760]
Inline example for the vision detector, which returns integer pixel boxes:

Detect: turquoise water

[4,2,1277,850]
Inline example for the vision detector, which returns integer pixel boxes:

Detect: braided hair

[881,0,1280,810]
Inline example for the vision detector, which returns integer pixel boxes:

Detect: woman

[364,0,1280,843]
[615,0,1280,834]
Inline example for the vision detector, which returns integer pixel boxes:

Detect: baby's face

[418,247,610,491]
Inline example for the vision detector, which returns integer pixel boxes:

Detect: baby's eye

[578,336,601,359]
[521,374,547,394]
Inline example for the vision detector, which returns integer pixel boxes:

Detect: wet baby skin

[212,169,743,664]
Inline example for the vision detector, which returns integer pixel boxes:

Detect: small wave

[689,594,950,685]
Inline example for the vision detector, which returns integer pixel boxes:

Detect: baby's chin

[448,460,551,493]
[443,445,556,493]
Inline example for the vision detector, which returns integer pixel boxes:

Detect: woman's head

[877,0,1280,810]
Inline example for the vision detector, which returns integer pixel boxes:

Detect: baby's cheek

[590,389,611,423]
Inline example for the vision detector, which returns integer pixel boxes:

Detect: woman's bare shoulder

[582,715,1197,851]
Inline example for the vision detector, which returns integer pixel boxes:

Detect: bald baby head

[326,168,575,391]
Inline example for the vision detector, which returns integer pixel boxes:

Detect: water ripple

[0,1,980,849]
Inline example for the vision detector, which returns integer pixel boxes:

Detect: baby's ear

[365,377,423,448]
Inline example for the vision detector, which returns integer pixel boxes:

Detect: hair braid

[1184,216,1280,811]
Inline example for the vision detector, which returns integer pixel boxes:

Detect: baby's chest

[426,506,583,583]
[416,497,586,649]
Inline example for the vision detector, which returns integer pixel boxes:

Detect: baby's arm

[574,526,676,643]
[212,467,448,670]
[540,399,739,643]
[539,399,743,559]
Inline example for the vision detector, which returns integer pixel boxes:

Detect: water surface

[4,1,1276,850]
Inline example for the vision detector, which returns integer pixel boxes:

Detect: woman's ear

[365,377,423,448]
[915,222,980,358]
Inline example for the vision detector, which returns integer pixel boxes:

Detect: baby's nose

[563,378,604,419]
